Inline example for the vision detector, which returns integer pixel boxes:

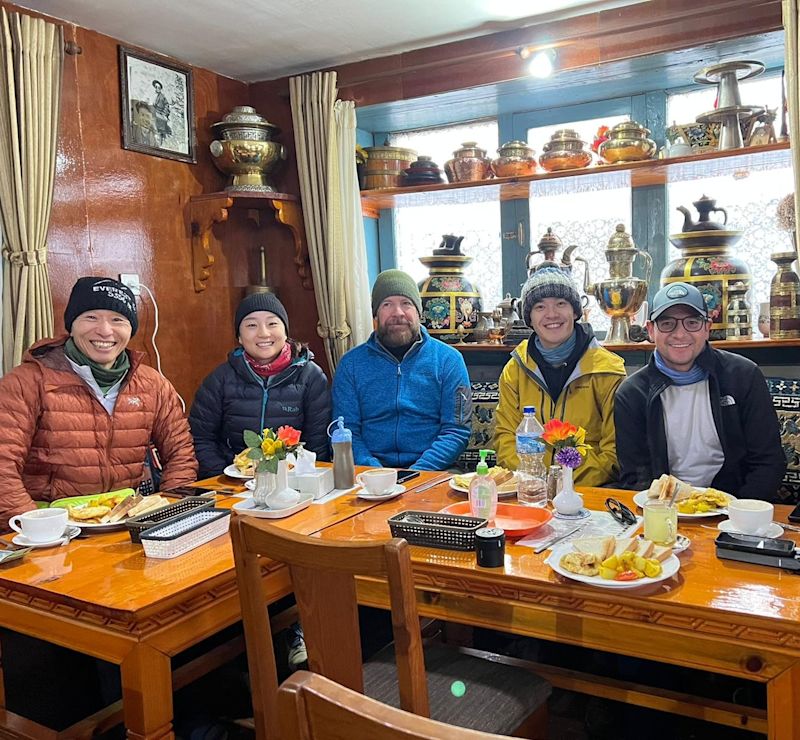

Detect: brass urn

[210,106,286,192]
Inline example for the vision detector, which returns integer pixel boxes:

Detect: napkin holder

[287,467,335,499]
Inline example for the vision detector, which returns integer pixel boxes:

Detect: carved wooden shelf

[189,191,312,293]
[359,141,791,216]
[455,338,800,353]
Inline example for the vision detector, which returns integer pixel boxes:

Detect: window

[527,114,631,332]
[666,76,792,316]
[388,120,502,307]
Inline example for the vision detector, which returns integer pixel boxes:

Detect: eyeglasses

[654,315,707,333]
[605,498,637,527]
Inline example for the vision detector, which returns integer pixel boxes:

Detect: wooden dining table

[317,483,800,740]
[0,471,450,739]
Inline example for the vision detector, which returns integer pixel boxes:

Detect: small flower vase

[552,466,583,515]
[252,459,296,508]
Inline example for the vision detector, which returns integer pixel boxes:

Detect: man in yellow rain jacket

[494,267,626,486]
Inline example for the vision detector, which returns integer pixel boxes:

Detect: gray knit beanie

[371,269,422,316]
[520,267,582,327]
[235,293,289,336]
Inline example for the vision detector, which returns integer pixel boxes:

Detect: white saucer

[553,507,591,520]
[637,532,690,553]
[12,525,81,548]
[223,464,253,480]
[357,483,406,501]
[718,520,784,538]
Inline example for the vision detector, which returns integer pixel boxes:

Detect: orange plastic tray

[440,502,552,537]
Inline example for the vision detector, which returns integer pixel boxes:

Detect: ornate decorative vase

[725,281,752,340]
[492,140,537,178]
[418,235,482,342]
[769,252,800,339]
[363,145,417,189]
[210,106,286,192]
[597,120,657,163]
[251,459,297,509]
[662,196,751,341]
[539,129,593,172]
[444,142,493,183]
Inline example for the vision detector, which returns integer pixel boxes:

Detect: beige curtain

[290,72,371,371]
[0,9,62,373]
[784,0,800,264]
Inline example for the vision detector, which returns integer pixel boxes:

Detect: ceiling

[17,0,649,82]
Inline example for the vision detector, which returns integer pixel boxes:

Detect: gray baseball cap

[650,282,708,320]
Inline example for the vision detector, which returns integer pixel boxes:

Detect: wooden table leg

[120,644,173,740]
[767,661,800,740]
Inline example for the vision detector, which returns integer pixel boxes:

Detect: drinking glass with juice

[643,500,677,546]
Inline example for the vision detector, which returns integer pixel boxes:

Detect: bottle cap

[476,448,495,476]
[328,416,352,443]
[523,405,536,414]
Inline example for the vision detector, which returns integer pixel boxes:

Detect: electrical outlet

[119,273,141,296]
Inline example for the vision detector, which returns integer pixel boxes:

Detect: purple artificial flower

[555,446,583,469]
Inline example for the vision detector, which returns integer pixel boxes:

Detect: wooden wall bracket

[189,191,312,292]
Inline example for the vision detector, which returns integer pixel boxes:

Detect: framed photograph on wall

[119,46,196,163]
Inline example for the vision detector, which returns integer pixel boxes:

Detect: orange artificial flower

[542,419,578,445]
[277,425,302,447]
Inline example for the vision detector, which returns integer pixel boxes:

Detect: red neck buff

[244,341,293,378]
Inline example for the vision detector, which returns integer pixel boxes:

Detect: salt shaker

[328,417,355,489]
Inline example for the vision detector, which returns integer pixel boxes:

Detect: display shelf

[455,337,800,353]
[359,142,791,217]
[188,191,312,293]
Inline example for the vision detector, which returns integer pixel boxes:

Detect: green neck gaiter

[64,338,130,394]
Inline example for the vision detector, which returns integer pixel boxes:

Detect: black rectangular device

[715,532,800,572]
[788,502,800,523]
[396,469,421,485]
[164,485,217,497]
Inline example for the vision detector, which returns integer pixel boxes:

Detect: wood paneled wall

[2,1,324,408]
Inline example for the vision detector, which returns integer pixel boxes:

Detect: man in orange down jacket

[0,276,197,529]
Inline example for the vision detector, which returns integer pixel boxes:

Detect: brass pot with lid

[444,141,493,183]
[539,129,593,172]
[492,140,537,178]
[597,120,657,163]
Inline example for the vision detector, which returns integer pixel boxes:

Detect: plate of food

[450,467,518,498]
[51,491,171,531]
[546,534,680,589]
[633,474,735,518]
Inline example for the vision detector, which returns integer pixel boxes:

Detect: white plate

[449,474,517,499]
[232,494,313,519]
[546,540,681,589]
[223,464,253,480]
[357,483,406,501]
[633,490,735,518]
[12,525,81,548]
[718,520,784,538]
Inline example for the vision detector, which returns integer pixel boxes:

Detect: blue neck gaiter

[535,329,577,367]
[653,349,709,386]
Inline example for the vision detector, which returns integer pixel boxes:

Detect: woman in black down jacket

[189,293,331,479]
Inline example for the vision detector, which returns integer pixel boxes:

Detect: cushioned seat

[364,643,551,734]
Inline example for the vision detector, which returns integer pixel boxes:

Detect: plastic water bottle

[328,417,355,489]
[516,406,547,507]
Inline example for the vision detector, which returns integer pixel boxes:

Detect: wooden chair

[230,516,551,740]
[279,670,513,739]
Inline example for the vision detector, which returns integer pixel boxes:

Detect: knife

[534,525,583,554]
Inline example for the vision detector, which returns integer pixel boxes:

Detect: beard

[377,316,420,348]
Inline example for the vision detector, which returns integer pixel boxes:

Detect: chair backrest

[278,671,507,740]
[230,515,429,740]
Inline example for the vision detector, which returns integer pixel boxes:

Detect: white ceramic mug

[356,468,398,495]
[8,508,68,543]
[726,499,774,535]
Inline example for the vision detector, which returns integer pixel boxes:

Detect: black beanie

[235,293,289,336]
[64,277,138,336]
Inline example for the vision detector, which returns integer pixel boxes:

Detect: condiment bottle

[328,417,355,489]
[469,448,498,521]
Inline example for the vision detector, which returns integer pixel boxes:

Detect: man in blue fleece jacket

[332,269,472,470]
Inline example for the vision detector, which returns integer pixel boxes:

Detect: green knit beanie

[371,269,422,316]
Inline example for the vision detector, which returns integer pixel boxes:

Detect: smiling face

[134,104,154,130]
[376,295,420,347]
[70,310,132,368]
[238,310,287,362]
[529,297,576,349]
[647,306,710,372]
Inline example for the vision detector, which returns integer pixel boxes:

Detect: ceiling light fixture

[518,47,557,78]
